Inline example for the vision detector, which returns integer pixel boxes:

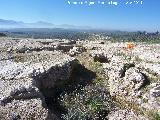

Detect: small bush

[59,84,113,120]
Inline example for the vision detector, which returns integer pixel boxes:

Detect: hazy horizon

[0,0,160,32]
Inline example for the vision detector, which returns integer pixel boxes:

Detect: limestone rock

[150,85,160,98]
[108,109,148,120]
[124,68,147,91]
[54,44,74,52]
[0,99,49,120]
[142,83,160,111]
[0,51,79,120]
[69,46,86,56]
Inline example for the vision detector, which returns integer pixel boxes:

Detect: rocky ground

[0,37,160,120]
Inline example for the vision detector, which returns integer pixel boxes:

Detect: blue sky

[0,0,160,31]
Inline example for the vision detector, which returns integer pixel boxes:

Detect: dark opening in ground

[39,64,96,119]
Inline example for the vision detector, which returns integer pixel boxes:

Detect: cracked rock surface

[0,38,79,120]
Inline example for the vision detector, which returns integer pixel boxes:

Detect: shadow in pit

[138,72,150,90]
[39,64,96,120]
[120,63,135,78]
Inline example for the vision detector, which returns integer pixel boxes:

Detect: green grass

[60,53,112,120]
[147,111,160,120]
[60,84,113,120]
[154,113,160,120]
[88,61,108,85]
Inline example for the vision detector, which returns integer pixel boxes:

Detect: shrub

[59,84,113,120]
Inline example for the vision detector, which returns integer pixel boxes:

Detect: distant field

[0,28,160,43]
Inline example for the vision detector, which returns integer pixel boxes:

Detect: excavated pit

[35,64,96,119]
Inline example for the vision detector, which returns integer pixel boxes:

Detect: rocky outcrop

[83,40,109,50]
[141,83,160,111]
[124,68,147,91]
[0,38,160,119]
[131,44,160,63]
[69,46,86,56]
[103,53,160,118]
[58,40,76,45]
[2,39,76,54]
[53,40,76,53]
[0,50,79,120]
[90,50,111,63]
[139,63,160,77]
[0,99,49,120]
[108,109,149,120]
[54,44,74,52]
[103,55,146,96]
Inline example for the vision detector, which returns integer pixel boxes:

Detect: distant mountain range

[0,19,92,29]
